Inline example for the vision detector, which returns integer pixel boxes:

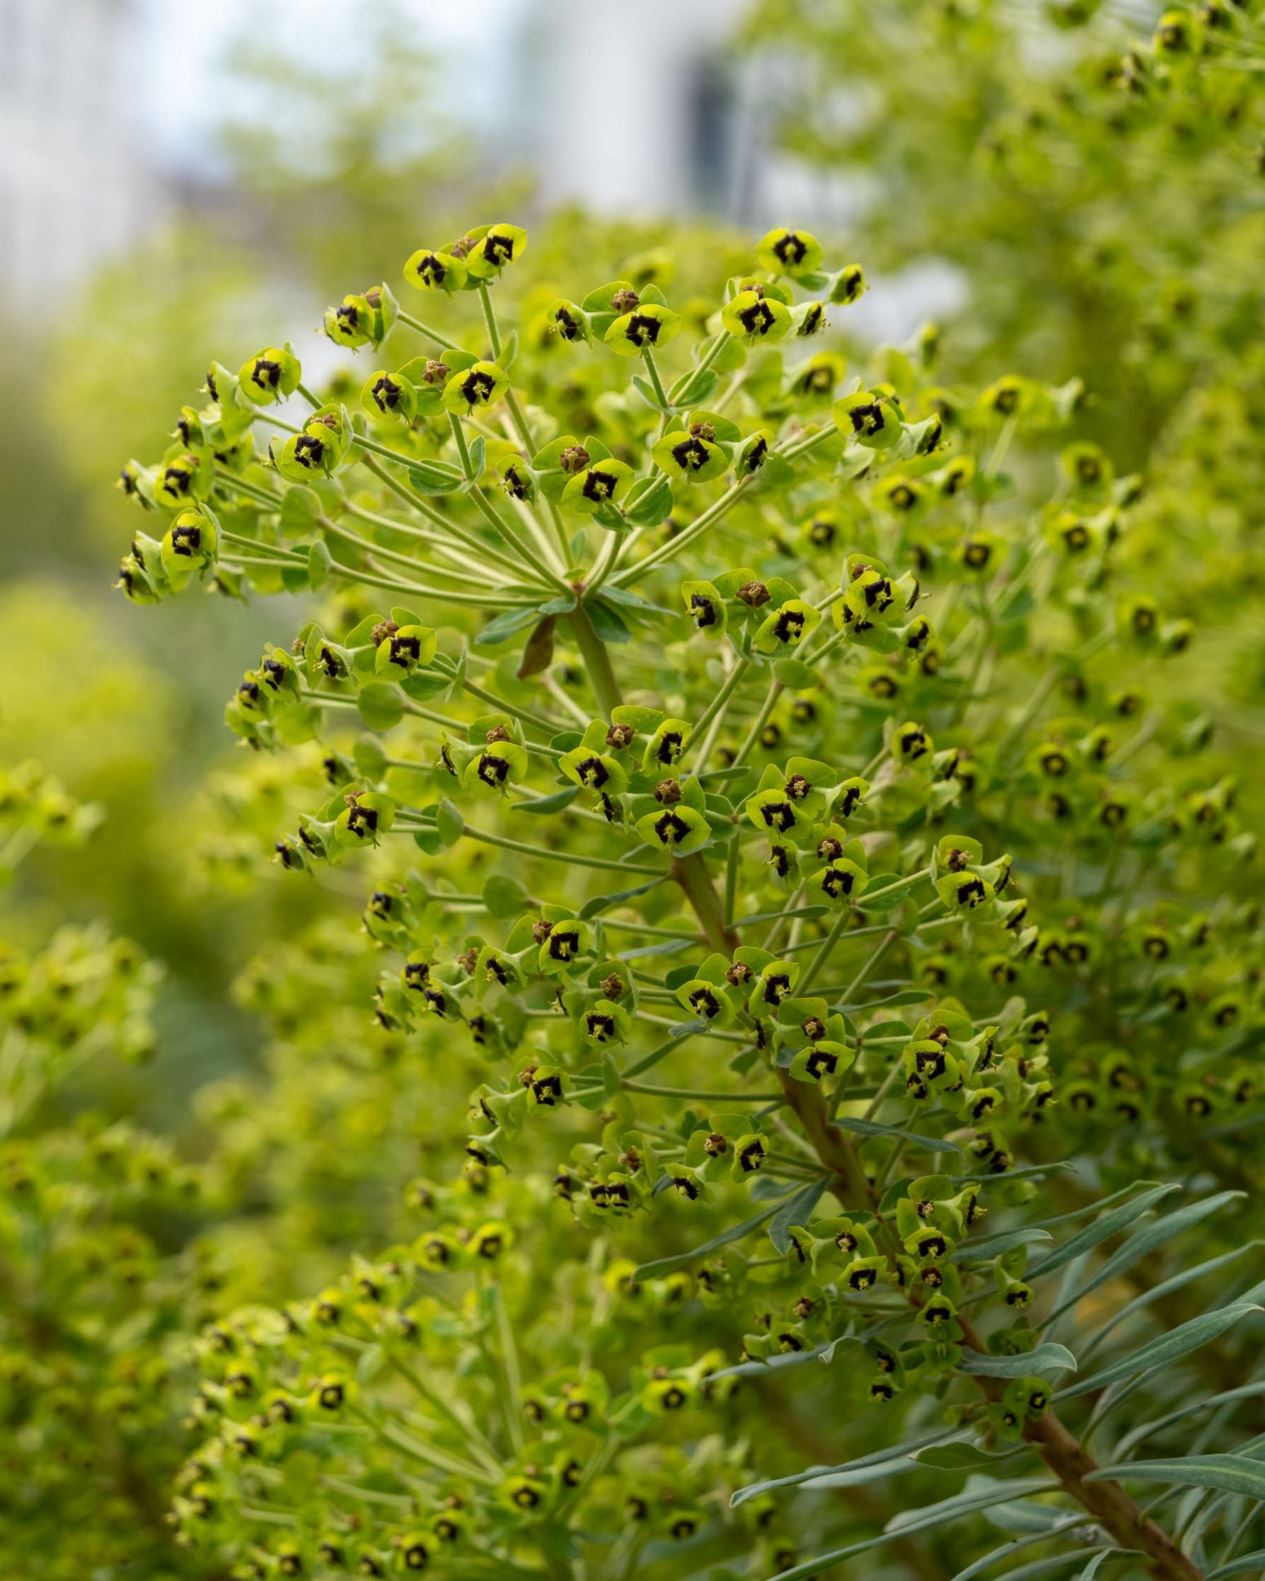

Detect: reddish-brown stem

[671,850,1202,1581]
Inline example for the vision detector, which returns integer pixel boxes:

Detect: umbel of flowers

[111,222,1262,1581]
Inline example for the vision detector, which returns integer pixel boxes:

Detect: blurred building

[507,0,958,337]
[510,0,881,235]
[0,0,166,308]
[513,0,748,216]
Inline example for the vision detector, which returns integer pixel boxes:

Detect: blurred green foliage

[3,3,1265,1578]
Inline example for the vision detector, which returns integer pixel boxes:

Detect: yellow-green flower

[442,360,510,415]
[604,303,683,357]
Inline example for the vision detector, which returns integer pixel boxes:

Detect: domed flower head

[829,263,868,305]
[721,285,792,344]
[160,506,219,590]
[323,283,397,349]
[402,246,469,294]
[562,458,634,515]
[545,297,591,345]
[442,360,510,416]
[361,368,419,424]
[755,226,824,278]
[153,448,213,509]
[238,344,302,406]
[453,222,528,281]
[652,414,735,484]
[834,390,903,449]
[272,406,351,482]
[604,302,683,357]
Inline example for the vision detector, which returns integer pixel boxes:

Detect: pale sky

[138,0,528,174]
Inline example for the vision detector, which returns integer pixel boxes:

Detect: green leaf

[915,1441,1031,1471]
[476,606,543,646]
[1058,1303,1262,1400]
[855,874,919,912]
[767,1177,830,1255]
[353,736,388,779]
[579,875,667,920]
[586,599,633,644]
[436,797,464,849]
[773,656,820,689]
[631,373,665,412]
[1044,1191,1244,1325]
[512,786,581,815]
[1086,1454,1265,1502]
[971,1552,1103,1581]
[668,366,720,407]
[408,459,465,494]
[280,484,321,529]
[484,873,528,918]
[634,1196,791,1280]
[624,473,675,527]
[356,683,404,732]
[600,584,676,615]
[308,538,332,590]
[732,1426,968,1507]
[1027,1184,1182,1281]
[355,1343,385,1386]
[959,1343,1077,1378]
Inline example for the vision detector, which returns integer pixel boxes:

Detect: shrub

[38,206,1259,1578]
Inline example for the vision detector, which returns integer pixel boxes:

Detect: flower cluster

[99,209,1265,1581]
[0,760,101,880]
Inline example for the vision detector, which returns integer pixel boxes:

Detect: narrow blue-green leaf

[1044,1191,1244,1326]
[915,1441,1032,1472]
[475,605,542,645]
[768,1481,1063,1581]
[732,1426,972,1507]
[1114,1382,1265,1460]
[955,1228,1054,1264]
[1083,1243,1264,1361]
[512,786,581,814]
[634,1196,789,1280]
[767,1177,830,1255]
[1000,1557,1112,1581]
[1060,1305,1262,1400]
[960,1343,1077,1379]
[836,1114,963,1154]
[586,599,633,644]
[1086,1454,1265,1501]
[950,1515,1090,1581]
[1209,1552,1265,1579]
[578,875,666,920]
[1027,1181,1165,1233]
[888,1480,1064,1537]
[1028,1185,1182,1281]
[1076,1551,1130,1581]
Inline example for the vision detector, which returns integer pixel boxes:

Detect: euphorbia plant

[111,220,1262,1580]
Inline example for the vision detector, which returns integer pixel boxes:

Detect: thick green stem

[396,307,463,352]
[567,602,624,716]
